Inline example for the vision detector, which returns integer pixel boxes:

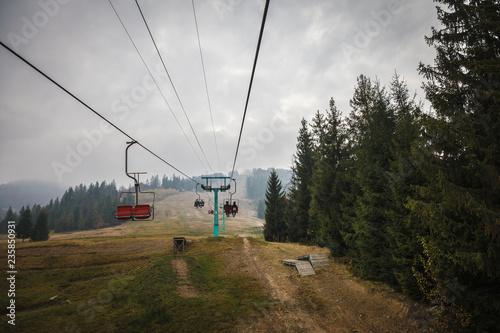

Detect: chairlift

[114,141,155,221]
[224,178,239,217]
[194,183,204,208]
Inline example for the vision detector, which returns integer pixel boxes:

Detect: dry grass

[0,189,432,332]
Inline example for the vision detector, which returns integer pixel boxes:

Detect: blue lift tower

[201,176,231,237]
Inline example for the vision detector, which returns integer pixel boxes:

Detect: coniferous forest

[264,1,499,331]
[0,174,198,236]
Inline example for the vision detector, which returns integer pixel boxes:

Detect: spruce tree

[0,207,17,234]
[263,169,287,242]
[309,98,348,254]
[257,199,265,219]
[412,1,500,330]
[286,119,315,242]
[31,209,49,242]
[17,205,33,242]
[385,73,427,298]
[344,75,396,282]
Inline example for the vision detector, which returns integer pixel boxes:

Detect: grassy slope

[1,236,271,333]
[0,190,431,332]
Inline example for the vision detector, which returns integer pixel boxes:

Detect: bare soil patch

[171,258,198,298]
[225,237,432,333]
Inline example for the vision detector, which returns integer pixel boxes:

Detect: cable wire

[108,0,209,174]
[135,0,214,173]
[0,40,200,185]
[229,0,271,179]
[191,0,222,172]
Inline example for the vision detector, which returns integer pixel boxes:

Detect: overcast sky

[0,0,441,188]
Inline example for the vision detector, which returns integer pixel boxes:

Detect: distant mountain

[0,180,65,215]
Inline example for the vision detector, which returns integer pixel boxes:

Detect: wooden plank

[283,259,302,266]
[282,259,316,276]
[296,254,311,261]
[295,253,330,270]
[295,261,316,276]
[309,254,327,260]
[311,258,329,269]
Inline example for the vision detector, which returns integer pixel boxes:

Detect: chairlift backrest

[116,206,133,220]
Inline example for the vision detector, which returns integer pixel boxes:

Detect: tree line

[0,205,49,242]
[0,173,200,237]
[263,1,499,331]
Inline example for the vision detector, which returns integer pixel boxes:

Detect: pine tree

[412,1,500,330]
[344,75,396,282]
[286,119,315,242]
[17,205,33,242]
[31,209,49,242]
[257,199,265,219]
[263,169,287,242]
[0,207,17,234]
[309,98,348,254]
[385,73,427,298]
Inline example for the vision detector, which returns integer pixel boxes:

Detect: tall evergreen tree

[286,119,316,242]
[31,209,49,242]
[17,205,33,242]
[263,169,287,242]
[385,73,427,298]
[411,1,500,330]
[344,75,396,283]
[0,207,17,234]
[257,199,265,219]
[309,98,348,254]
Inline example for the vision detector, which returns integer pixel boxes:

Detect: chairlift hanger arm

[125,141,138,184]
[230,178,237,199]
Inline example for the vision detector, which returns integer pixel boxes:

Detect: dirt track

[222,236,431,333]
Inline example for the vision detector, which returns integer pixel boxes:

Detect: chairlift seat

[116,206,133,220]
[133,205,152,219]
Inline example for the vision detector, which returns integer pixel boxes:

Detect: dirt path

[224,236,430,333]
[171,258,198,298]
[237,236,328,332]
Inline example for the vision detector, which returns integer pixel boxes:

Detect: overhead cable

[108,0,209,174]
[230,0,271,179]
[191,0,222,172]
[0,40,200,184]
[135,0,214,173]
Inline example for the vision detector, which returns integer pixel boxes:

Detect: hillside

[0,187,433,332]
[0,180,65,215]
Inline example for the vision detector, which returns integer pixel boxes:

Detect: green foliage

[287,119,316,243]
[257,199,265,219]
[281,1,500,325]
[17,205,33,241]
[50,181,121,232]
[263,169,287,242]
[31,209,49,242]
[411,0,500,330]
[343,75,396,283]
[308,99,348,254]
[0,206,17,233]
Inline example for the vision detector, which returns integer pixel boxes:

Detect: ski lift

[194,183,204,208]
[114,141,155,221]
[224,179,239,217]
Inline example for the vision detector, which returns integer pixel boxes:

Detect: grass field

[0,189,433,332]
